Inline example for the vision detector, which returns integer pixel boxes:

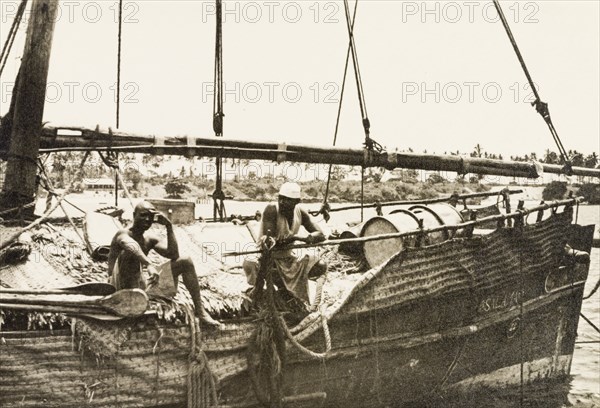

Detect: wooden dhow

[0,0,598,407]
[0,195,595,407]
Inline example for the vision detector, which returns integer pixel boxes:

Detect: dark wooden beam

[28,125,599,179]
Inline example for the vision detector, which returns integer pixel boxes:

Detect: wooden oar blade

[98,289,149,317]
[0,282,116,296]
[61,283,116,296]
[0,294,100,305]
[0,303,127,321]
[0,289,149,318]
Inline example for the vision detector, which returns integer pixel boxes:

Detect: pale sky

[1,0,598,159]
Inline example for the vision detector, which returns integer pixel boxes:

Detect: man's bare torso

[107,229,156,289]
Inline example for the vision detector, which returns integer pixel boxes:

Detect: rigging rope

[360,167,364,222]
[0,0,27,79]
[36,159,87,247]
[213,0,224,137]
[212,0,226,222]
[341,0,382,220]
[322,0,359,213]
[342,0,370,142]
[116,0,123,129]
[492,0,572,175]
[98,151,135,209]
[0,152,90,251]
[114,0,124,207]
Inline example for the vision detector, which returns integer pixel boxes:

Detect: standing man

[243,182,326,305]
[108,201,220,326]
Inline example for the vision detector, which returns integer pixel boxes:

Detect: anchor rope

[279,307,331,360]
[580,313,600,335]
[247,248,285,407]
[583,278,600,300]
[516,206,525,408]
[430,262,476,398]
[248,246,330,407]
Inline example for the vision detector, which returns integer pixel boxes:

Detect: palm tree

[584,153,598,168]
[543,149,559,164]
[571,151,585,168]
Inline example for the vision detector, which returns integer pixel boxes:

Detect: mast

[0,0,59,217]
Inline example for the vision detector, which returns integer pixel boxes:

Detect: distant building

[83,178,115,191]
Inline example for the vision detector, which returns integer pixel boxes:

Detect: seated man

[108,201,220,326]
[243,182,326,306]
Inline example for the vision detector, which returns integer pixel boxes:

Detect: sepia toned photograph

[0,1,598,407]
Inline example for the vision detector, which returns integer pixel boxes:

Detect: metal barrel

[408,203,464,243]
[361,204,464,269]
[338,222,366,257]
[360,211,420,269]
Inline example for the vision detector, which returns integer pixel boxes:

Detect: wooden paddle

[0,303,124,321]
[0,289,149,317]
[0,282,116,296]
[0,303,156,321]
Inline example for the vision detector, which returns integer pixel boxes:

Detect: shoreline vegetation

[129,172,600,205]
[30,151,599,204]
[38,171,600,205]
[95,171,495,204]
[157,175,492,203]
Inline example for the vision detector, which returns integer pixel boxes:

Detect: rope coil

[248,247,331,407]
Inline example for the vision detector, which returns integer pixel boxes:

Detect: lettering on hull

[478,290,523,314]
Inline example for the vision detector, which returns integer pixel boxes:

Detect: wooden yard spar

[17,124,600,179]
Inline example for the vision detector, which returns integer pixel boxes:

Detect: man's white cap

[279,182,301,199]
